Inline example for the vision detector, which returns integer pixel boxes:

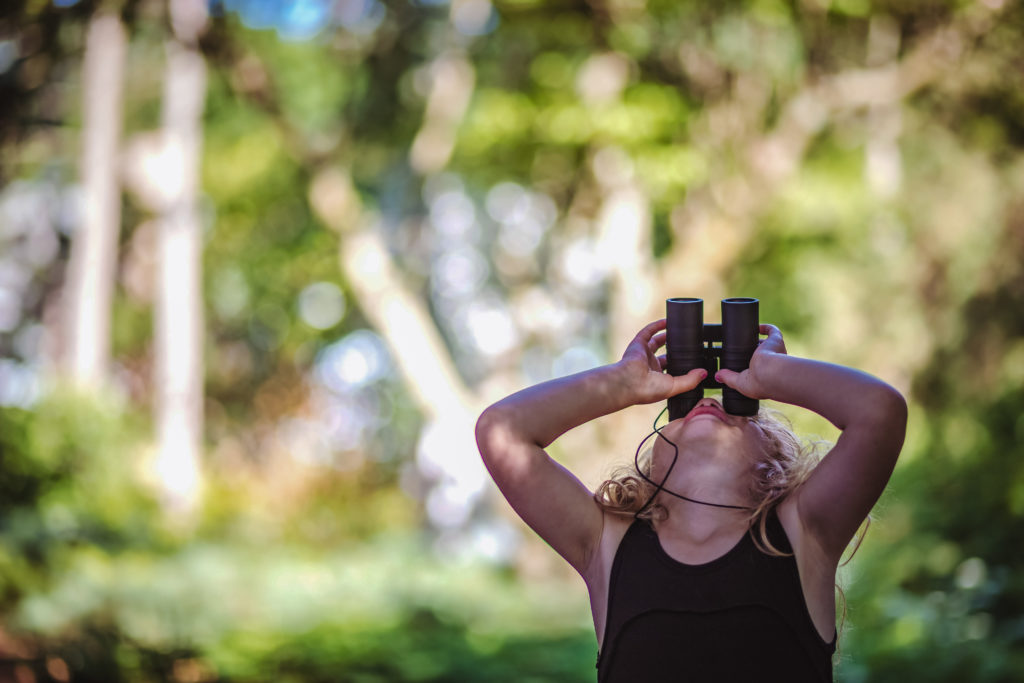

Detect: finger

[648,330,668,352]
[759,324,784,344]
[623,320,664,358]
[656,353,667,370]
[715,368,742,389]
[715,368,764,400]
[635,318,667,343]
[671,367,707,394]
[757,324,785,353]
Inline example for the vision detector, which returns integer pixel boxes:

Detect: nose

[696,397,722,409]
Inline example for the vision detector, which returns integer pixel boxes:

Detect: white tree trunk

[153,0,208,516]
[309,170,487,530]
[409,52,475,175]
[63,12,126,391]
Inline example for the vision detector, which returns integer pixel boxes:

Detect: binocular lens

[720,298,759,417]
[665,298,703,375]
[666,299,705,419]
[666,297,760,419]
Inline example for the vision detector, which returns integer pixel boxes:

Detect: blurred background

[1,0,1022,680]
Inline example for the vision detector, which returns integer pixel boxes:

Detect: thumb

[715,368,763,399]
[671,367,707,394]
[715,368,741,388]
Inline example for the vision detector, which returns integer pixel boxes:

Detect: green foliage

[0,392,161,613]
[3,0,1024,680]
[6,480,595,680]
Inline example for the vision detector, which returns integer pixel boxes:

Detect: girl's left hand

[616,319,707,405]
[714,323,787,400]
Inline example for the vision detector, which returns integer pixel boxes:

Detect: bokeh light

[297,281,346,329]
[2,0,1023,679]
[314,329,391,392]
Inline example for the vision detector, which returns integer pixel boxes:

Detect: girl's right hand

[616,318,708,406]
[714,323,787,400]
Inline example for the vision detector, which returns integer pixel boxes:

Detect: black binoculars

[665,297,760,419]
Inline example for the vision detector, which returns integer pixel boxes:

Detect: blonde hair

[593,406,869,641]
[594,406,819,546]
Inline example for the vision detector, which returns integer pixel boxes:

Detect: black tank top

[597,510,836,682]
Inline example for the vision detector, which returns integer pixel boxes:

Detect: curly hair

[593,406,828,555]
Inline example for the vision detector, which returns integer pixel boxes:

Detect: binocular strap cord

[633,406,753,518]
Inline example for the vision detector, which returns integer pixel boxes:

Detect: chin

[680,415,729,431]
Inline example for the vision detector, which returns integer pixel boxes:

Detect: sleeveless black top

[597,511,836,682]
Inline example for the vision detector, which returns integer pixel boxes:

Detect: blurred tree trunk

[409,51,474,175]
[593,180,659,471]
[309,168,489,530]
[62,11,126,391]
[153,0,208,517]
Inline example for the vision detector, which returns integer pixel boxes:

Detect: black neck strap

[633,406,753,517]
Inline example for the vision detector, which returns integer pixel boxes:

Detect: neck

[651,450,753,540]
[653,498,750,546]
[647,437,754,511]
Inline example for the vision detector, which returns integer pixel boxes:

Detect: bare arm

[475,319,706,574]
[717,325,908,561]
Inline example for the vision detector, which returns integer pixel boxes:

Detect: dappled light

[1,0,1023,680]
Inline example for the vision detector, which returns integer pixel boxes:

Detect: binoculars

[665,297,760,419]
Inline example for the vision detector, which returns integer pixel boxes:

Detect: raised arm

[475,319,705,574]
[716,325,908,561]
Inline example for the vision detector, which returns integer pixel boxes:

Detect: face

[650,397,770,473]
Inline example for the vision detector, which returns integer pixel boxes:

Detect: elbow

[475,406,513,466]
[838,382,907,435]
[475,406,535,485]
[475,407,496,443]
[852,381,906,423]
[475,407,497,460]
[893,387,908,422]
[891,387,909,442]
[863,384,908,451]
[880,384,908,427]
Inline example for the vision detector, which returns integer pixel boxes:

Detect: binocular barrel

[666,297,760,419]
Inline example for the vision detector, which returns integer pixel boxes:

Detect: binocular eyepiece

[666,297,760,419]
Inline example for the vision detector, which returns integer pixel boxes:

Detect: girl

[474,319,907,681]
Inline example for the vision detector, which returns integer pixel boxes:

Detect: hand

[615,319,707,405]
[714,323,787,400]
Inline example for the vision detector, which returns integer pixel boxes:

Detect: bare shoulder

[776,497,839,642]
[777,496,837,574]
[582,511,635,649]
[589,513,633,575]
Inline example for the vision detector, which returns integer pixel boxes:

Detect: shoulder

[776,496,840,642]
[777,496,841,589]
[777,497,829,567]
[584,512,635,582]
[583,512,637,650]
[581,512,639,599]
